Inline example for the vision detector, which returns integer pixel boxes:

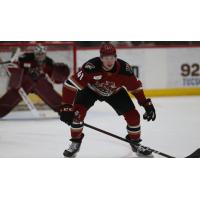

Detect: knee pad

[73,104,88,123]
[71,104,88,139]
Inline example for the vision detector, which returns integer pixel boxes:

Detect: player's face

[35,52,46,62]
[101,55,116,71]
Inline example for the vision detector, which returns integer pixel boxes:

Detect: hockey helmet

[100,43,117,57]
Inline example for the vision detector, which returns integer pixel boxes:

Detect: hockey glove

[59,104,74,125]
[142,99,156,121]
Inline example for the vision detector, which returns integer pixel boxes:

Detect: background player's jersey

[15,53,69,83]
[69,57,142,97]
[17,53,54,77]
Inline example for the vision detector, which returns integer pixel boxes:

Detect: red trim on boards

[76,44,200,51]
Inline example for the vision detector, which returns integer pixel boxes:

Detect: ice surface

[0,96,200,158]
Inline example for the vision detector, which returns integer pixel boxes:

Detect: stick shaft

[84,123,174,158]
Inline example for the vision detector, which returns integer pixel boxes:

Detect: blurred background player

[0,44,70,118]
[60,43,156,157]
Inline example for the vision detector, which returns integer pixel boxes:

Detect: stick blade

[186,148,200,158]
[10,47,21,63]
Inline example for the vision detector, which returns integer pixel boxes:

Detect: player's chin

[104,65,113,71]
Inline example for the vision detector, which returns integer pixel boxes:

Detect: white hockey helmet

[34,44,47,55]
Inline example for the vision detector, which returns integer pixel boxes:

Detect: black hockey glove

[142,99,156,121]
[59,104,74,125]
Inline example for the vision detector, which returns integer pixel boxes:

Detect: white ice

[0,96,200,158]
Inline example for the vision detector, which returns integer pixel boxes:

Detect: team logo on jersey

[23,63,31,68]
[93,75,102,80]
[126,64,135,74]
[85,63,95,70]
[92,81,117,96]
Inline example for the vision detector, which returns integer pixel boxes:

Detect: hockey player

[60,43,156,157]
[0,45,70,118]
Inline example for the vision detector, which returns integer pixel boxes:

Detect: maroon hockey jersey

[63,57,147,106]
[69,57,142,96]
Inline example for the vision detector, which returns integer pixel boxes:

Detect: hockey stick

[84,123,200,158]
[0,48,40,118]
[0,47,21,65]
[17,88,41,118]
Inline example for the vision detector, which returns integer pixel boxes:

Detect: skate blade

[63,153,78,158]
[63,149,80,158]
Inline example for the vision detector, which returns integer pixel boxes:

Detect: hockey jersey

[15,53,69,83]
[68,57,142,97]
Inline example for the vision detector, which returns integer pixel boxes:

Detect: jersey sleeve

[68,60,97,90]
[62,60,97,104]
[119,60,147,106]
[118,60,142,92]
[126,74,143,92]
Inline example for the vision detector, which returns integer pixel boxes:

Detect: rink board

[26,87,200,105]
[77,46,200,90]
[1,45,200,105]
